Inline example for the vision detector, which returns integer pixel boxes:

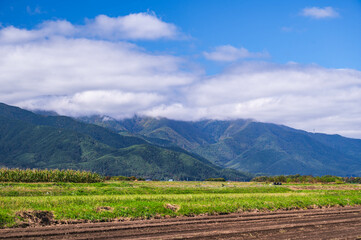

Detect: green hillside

[0,103,145,149]
[87,116,361,176]
[0,103,251,180]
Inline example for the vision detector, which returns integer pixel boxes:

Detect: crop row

[0,168,104,183]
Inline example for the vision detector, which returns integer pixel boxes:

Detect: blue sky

[1,0,360,72]
[0,0,361,137]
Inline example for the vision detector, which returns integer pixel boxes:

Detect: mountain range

[80,115,361,176]
[2,102,361,178]
[0,103,250,181]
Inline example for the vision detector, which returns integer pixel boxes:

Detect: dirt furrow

[1,207,361,240]
[48,212,361,239]
[2,206,359,236]
[2,210,358,239]
[96,217,361,240]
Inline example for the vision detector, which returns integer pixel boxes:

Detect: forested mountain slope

[81,115,361,176]
[0,103,251,180]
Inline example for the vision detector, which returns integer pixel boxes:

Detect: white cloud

[0,15,194,118]
[0,13,179,43]
[300,7,339,19]
[18,90,164,118]
[144,62,361,138]
[0,37,194,102]
[83,13,179,40]
[204,45,269,62]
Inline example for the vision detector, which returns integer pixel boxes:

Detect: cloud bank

[1,14,361,138]
[145,62,361,138]
[300,7,339,19]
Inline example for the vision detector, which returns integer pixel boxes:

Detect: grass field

[1,181,361,228]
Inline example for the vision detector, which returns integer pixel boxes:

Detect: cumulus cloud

[0,14,194,118]
[300,7,339,19]
[0,38,193,95]
[0,12,179,43]
[204,45,269,62]
[83,13,179,40]
[0,37,195,112]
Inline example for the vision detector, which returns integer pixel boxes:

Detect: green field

[1,181,361,228]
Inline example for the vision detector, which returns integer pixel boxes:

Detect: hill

[0,103,251,181]
[80,116,361,176]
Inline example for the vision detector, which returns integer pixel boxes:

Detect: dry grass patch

[165,203,180,212]
[96,206,114,213]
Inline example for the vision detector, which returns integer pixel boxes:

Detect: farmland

[1,181,361,230]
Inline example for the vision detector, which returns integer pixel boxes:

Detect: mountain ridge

[79,115,361,176]
[0,103,251,180]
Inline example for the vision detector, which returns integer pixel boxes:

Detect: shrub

[110,176,144,181]
[252,175,349,184]
[205,178,226,182]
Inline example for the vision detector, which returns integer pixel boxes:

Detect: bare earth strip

[1,207,361,239]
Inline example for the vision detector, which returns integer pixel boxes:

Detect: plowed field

[1,206,361,239]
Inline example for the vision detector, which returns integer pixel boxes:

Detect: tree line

[252,174,361,183]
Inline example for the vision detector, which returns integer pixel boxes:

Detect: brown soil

[16,211,55,227]
[2,206,361,239]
